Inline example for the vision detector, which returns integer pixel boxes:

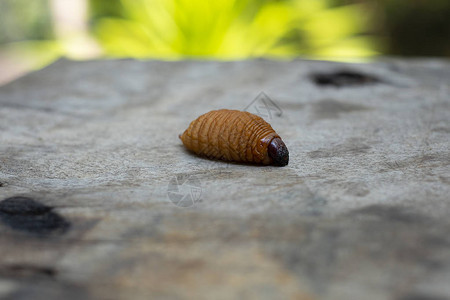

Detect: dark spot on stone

[432,126,450,133]
[0,196,70,236]
[0,197,52,215]
[343,182,370,197]
[380,152,450,172]
[0,264,57,278]
[439,176,450,185]
[397,294,448,300]
[312,99,370,119]
[3,280,90,300]
[421,234,450,252]
[0,182,6,187]
[311,70,381,87]
[349,205,428,224]
[308,138,371,159]
[268,225,340,292]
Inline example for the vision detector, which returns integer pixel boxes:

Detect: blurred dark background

[1,0,449,84]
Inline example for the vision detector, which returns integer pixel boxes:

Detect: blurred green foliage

[90,0,376,59]
[0,0,61,72]
[1,0,449,79]
[0,0,53,44]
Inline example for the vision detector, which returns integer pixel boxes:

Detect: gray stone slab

[0,58,449,300]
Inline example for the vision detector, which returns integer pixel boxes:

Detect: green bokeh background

[0,0,449,74]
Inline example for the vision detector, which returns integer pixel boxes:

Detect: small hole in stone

[311,70,380,87]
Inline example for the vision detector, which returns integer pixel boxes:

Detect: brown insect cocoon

[180,109,289,166]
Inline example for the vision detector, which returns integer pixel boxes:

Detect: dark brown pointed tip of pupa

[268,137,289,167]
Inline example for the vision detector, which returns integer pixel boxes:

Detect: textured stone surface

[0,58,449,300]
